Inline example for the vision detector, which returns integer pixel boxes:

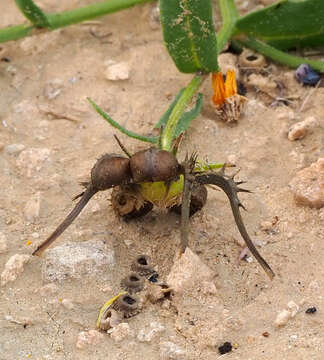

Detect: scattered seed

[218,342,232,355]
[305,307,317,314]
[262,331,270,337]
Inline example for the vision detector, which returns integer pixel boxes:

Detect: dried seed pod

[113,294,139,318]
[111,186,153,221]
[130,147,179,183]
[239,49,266,68]
[146,283,172,304]
[98,308,122,331]
[121,272,144,293]
[170,184,207,216]
[131,254,155,277]
[91,154,131,190]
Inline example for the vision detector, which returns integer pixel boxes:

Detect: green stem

[0,0,153,43]
[160,73,207,151]
[88,98,158,144]
[236,37,324,73]
[47,0,152,29]
[217,0,239,53]
[0,24,33,43]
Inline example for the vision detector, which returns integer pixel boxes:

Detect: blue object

[295,64,320,86]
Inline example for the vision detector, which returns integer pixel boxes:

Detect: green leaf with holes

[160,0,219,73]
[236,0,324,50]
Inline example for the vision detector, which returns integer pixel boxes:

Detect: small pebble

[62,298,74,310]
[287,300,299,318]
[4,143,25,155]
[287,116,318,141]
[149,5,160,29]
[274,309,291,327]
[42,240,115,282]
[289,158,324,209]
[137,322,165,342]
[305,307,317,314]
[76,330,104,349]
[159,341,186,360]
[1,254,30,286]
[105,61,130,80]
[0,232,8,254]
[167,247,215,295]
[108,322,132,342]
[218,342,233,355]
[262,331,270,337]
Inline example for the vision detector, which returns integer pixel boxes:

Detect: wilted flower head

[211,70,246,123]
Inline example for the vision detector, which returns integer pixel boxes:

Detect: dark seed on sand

[218,342,232,355]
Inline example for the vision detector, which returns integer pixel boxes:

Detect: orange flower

[212,70,237,107]
[211,70,246,123]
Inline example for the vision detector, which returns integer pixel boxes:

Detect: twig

[299,80,321,113]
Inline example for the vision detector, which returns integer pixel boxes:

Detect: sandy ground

[0,1,324,359]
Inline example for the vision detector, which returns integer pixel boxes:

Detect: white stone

[167,247,216,295]
[137,322,165,342]
[5,143,25,155]
[1,254,30,286]
[289,158,324,209]
[76,330,104,349]
[0,232,8,254]
[288,116,318,141]
[105,62,130,80]
[62,298,74,310]
[274,309,291,327]
[159,341,186,360]
[24,192,42,222]
[287,300,299,318]
[42,240,115,282]
[108,322,131,342]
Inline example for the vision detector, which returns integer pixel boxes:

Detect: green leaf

[15,0,52,28]
[174,93,203,138]
[88,98,158,144]
[154,89,185,129]
[155,90,203,144]
[236,0,324,50]
[160,0,218,73]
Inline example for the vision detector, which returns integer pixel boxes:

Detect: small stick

[299,80,321,113]
[114,134,132,158]
[32,186,97,256]
[180,154,196,253]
